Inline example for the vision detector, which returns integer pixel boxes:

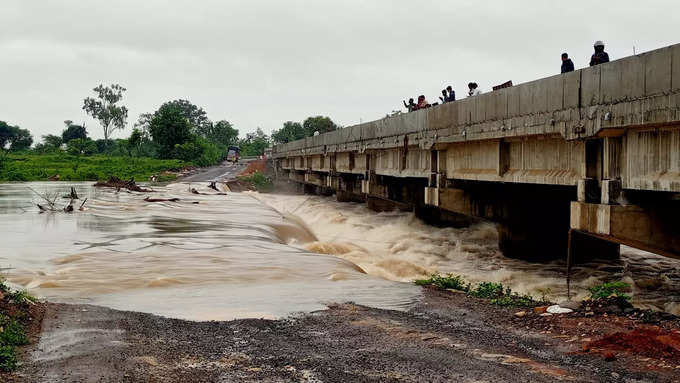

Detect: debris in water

[94,177,152,192]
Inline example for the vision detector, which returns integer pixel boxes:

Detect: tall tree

[42,134,64,149]
[209,120,239,147]
[62,120,88,143]
[82,84,129,147]
[8,127,33,151]
[148,103,193,158]
[134,113,154,139]
[0,121,33,151]
[302,116,337,136]
[239,128,270,156]
[157,100,211,137]
[0,121,12,149]
[271,121,306,144]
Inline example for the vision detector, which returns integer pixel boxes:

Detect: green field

[0,153,187,182]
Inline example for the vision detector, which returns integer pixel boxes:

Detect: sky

[1,0,679,142]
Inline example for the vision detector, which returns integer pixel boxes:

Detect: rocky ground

[8,287,680,382]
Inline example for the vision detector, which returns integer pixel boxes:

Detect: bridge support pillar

[337,190,365,203]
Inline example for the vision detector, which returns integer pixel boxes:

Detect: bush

[0,345,18,372]
[238,171,273,191]
[588,281,631,301]
[171,137,224,167]
[415,274,469,291]
[414,274,543,308]
[66,138,97,156]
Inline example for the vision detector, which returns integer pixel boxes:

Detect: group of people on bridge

[402,40,611,113]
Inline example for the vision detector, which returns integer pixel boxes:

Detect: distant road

[180,161,247,182]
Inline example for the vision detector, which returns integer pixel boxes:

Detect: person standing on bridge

[403,98,416,112]
[561,53,575,73]
[589,41,610,66]
[415,95,429,109]
[467,83,481,97]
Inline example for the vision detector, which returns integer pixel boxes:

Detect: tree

[82,84,129,147]
[209,120,239,147]
[42,134,64,149]
[62,121,88,143]
[134,113,153,139]
[239,128,270,156]
[149,103,193,158]
[303,116,337,136]
[66,138,97,156]
[271,121,306,144]
[0,121,13,149]
[129,128,143,148]
[157,99,211,137]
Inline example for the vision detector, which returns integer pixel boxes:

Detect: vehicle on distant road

[227,146,240,163]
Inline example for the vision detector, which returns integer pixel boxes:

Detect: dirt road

[15,288,676,383]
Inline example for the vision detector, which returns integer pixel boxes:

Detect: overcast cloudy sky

[1,0,679,141]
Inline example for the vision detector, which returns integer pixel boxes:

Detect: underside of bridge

[273,43,680,263]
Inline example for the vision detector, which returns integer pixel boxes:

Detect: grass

[414,274,546,308]
[0,278,35,372]
[415,274,469,291]
[237,171,273,192]
[588,281,631,301]
[0,153,187,182]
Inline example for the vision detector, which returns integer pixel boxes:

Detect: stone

[557,300,581,311]
[533,306,549,314]
[547,305,573,314]
[515,311,527,318]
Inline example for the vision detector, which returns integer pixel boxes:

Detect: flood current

[1,182,680,320]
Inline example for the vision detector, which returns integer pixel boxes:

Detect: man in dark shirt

[589,41,610,66]
[445,85,456,102]
[561,53,575,73]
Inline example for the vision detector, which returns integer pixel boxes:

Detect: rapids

[1,182,679,319]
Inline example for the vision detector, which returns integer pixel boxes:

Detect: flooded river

[1,182,680,319]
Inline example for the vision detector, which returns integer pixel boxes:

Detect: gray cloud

[1,0,679,141]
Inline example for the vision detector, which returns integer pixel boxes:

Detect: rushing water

[1,182,680,320]
[0,182,420,320]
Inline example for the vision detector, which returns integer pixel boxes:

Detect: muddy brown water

[1,182,679,320]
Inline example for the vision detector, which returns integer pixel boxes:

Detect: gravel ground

[12,287,678,382]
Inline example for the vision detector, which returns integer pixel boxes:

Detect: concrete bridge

[272,43,680,262]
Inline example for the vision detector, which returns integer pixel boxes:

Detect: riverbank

[0,153,188,182]
[8,287,680,382]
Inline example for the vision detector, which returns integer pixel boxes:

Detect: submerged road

[180,160,247,182]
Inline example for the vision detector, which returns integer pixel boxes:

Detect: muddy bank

[12,288,680,382]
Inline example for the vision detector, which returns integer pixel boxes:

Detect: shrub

[588,281,631,301]
[238,171,273,191]
[414,274,543,308]
[415,274,469,291]
[0,345,18,372]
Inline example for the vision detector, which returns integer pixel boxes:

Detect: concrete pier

[273,43,680,261]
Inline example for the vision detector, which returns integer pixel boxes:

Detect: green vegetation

[238,171,273,192]
[0,153,185,182]
[2,84,342,179]
[415,274,469,291]
[588,281,631,301]
[271,116,338,144]
[0,279,34,372]
[414,274,546,308]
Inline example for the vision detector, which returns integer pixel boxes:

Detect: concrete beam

[570,201,680,259]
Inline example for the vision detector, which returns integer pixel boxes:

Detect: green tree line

[1,84,338,167]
